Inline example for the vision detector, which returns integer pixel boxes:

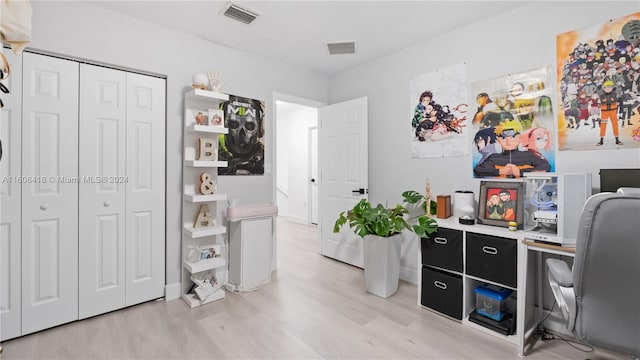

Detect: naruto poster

[557,12,640,150]
[470,67,556,179]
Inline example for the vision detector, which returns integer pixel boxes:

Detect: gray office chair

[546,187,640,358]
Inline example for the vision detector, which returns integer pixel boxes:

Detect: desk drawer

[466,232,517,287]
[421,228,463,272]
[421,266,462,320]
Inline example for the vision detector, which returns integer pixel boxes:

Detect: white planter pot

[363,234,402,298]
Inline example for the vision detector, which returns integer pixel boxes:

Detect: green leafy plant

[333,191,438,238]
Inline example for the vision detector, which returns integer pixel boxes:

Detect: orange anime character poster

[557,12,640,150]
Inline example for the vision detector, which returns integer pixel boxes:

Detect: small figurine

[208,70,224,92]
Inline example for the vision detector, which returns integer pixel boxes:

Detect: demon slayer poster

[470,67,556,179]
[410,63,469,158]
[557,12,640,150]
[218,94,265,175]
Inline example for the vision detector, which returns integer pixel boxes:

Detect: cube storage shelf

[181,89,229,308]
[418,217,519,344]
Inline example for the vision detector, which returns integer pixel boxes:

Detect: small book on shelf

[190,271,220,301]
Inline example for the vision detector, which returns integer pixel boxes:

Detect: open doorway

[274,96,321,225]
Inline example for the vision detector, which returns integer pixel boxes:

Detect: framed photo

[208,109,224,127]
[477,180,524,229]
[194,110,208,125]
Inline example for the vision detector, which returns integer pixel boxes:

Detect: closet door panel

[78,64,127,319]
[0,50,23,341]
[21,52,79,335]
[125,73,165,305]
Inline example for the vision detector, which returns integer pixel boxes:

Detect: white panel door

[125,72,165,305]
[21,52,79,335]
[319,97,368,268]
[78,64,127,319]
[0,50,23,341]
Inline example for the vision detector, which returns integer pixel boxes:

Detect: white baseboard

[164,282,181,301]
[284,214,308,224]
[400,265,418,285]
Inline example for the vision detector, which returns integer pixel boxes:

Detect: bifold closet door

[78,66,165,317]
[78,64,127,319]
[125,72,165,305]
[21,52,79,335]
[0,50,23,341]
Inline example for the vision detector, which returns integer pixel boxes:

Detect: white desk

[516,240,575,357]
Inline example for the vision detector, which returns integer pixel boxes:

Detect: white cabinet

[419,217,520,344]
[229,217,273,291]
[0,51,166,340]
[181,89,229,308]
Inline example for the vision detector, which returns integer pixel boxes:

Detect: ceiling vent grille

[327,42,356,55]
[222,2,259,25]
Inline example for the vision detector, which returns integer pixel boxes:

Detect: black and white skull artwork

[219,95,265,175]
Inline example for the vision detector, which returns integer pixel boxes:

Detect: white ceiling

[91,1,531,75]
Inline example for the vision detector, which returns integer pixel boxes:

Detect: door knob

[40,204,48,210]
[104,201,111,207]
[310,178,316,183]
[351,188,367,194]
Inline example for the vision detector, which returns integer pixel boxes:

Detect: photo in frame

[208,109,224,127]
[477,180,524,229]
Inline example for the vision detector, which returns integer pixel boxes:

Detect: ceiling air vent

[327,42,356,55]
[222,2,259,25]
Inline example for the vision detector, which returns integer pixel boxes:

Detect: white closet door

[0,50,23,341]
[78,64,127,319]
[125,73,165,305]
[21,53,79,335]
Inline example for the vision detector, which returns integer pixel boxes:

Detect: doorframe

[272,92,326,225]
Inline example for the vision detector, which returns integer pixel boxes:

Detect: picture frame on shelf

[199,244,221,260]
[477,180,524,229]
[194,110,208,125]
[208,108,224,127]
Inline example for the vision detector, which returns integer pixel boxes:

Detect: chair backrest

[572,188,640,357]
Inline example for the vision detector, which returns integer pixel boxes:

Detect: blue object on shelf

[474,284,513,321]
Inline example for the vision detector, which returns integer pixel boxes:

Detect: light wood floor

[1,217,629,359]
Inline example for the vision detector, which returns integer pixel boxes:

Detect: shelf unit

[181,89,229,308]
[418,217,521,345]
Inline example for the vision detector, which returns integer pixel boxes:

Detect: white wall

[276,102,318,223]
[28,1,329,291]
[328,1,640,284]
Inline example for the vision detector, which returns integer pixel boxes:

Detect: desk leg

[516,243,528,357]
[536,252,543,326]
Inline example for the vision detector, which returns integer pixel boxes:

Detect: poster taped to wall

[410,63,469,158]
[218,94,265,175]
[557,12,640,150]
[470,67,555,178]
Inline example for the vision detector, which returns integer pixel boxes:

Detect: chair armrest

[546,258,573,287]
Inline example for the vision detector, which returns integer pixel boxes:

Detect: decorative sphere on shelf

[192,73,208,89]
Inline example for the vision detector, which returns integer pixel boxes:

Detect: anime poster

[470,67,556,179]
[557,12,640,150]
[410,63,469,158]
[218,94,265,175]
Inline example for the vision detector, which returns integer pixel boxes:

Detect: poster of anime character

[218,94,265,175]
[557,12,640,150]
[410,63,469,158]
[470,67,555,178]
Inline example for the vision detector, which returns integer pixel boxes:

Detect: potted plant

[333,190,438,298]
